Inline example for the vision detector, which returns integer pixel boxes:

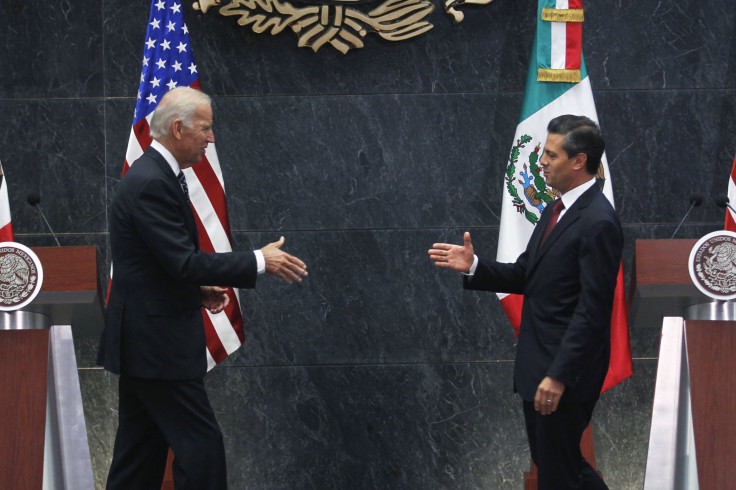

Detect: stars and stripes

[0,162,13,242]
[120,0,244,370]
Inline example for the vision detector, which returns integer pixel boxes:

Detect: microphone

[713,194,736,215]
[670,193,704,239]
[27,192,61,247]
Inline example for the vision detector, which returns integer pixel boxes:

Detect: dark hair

[547,115,605,175]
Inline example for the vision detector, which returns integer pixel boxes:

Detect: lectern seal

[0,242,43,311]
[689,231,736,300]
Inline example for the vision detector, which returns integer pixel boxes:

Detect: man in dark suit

[429,115,621,489]
[98,86,308,489]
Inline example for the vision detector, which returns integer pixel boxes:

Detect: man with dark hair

[98,87,308,489]
[429,114,621,489]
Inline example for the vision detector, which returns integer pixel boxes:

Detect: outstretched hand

[428,231,475,273]
[261,236,308,284]
[201,286,230,314]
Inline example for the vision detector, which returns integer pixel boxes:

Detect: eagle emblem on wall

[193,0,434,53]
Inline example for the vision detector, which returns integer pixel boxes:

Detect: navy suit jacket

[98,147,257,380]
[465,184,623,402]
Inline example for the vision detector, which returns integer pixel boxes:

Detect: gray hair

[149,87,211,140]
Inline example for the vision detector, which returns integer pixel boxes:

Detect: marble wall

[2,0,735,488]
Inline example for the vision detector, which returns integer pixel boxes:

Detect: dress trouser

[523,399,608,490]
[106,375,227,490]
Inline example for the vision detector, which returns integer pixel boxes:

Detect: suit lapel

[527,185,600,272]
[146,148,200,249]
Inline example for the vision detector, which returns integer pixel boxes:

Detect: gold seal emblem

[689,231,736,301]
[193,0,434,54]
[0,243,44,311]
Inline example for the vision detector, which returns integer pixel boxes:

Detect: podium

[0,246,103,490]
[633,239,736,489]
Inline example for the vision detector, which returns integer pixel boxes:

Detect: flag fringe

[541,7,584,23]
[537,68,581,83]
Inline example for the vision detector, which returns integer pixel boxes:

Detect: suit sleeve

[546,216,622,388]
[463,252,529,294]
[132,175,257,289]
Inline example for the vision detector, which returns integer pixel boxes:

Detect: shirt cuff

[463,255,479,276]
[254,250,265,275]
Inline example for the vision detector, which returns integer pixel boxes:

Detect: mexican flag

[497,0,632,392]
[725,153,736,231]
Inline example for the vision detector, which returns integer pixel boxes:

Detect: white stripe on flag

[550,21,567,70]
[206,349,216,371]
[185,170,232,251]
[207,309,242,354]
[126,128,145,165]
[204,146,225,189]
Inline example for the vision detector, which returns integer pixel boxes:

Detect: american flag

[0,161,13,241]
[119,0,244,369]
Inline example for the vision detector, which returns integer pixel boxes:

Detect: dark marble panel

[79,368,118,490]
[101,0,736,98]
[103,0,536,97]
[103,98,139,206]
[226,228,518,367]
[102,0,154,98]
[595,359,657,489]
[599,89,736,224]
[213,92,520,231]
[207,362,528,489]
[184,0,536,97]
[0,99,107,234]
[585,0,736,90]
[0,1,103,98]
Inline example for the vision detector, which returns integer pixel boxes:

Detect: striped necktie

[177,170,190,203]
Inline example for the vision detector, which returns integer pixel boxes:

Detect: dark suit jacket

[98,147,257,380]
[465,184,623,402]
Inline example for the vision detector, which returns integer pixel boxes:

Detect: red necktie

[539,199,564,248]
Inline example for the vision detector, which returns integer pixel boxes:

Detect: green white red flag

[497,0,632,392]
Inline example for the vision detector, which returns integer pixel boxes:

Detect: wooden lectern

[633,239,736,489]
[0,246,103,489]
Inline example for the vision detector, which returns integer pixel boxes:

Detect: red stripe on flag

[191,157,233,241]
[565,21,582,70]
[601,263,633,393]
[499,293,523,337]
[568,0,583,8]
[225,288,246,343]
[192,204,245,344]
[202,310,228,364]
[192,205,216,253]
[0,222,13,242]
[726,213,736,231]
